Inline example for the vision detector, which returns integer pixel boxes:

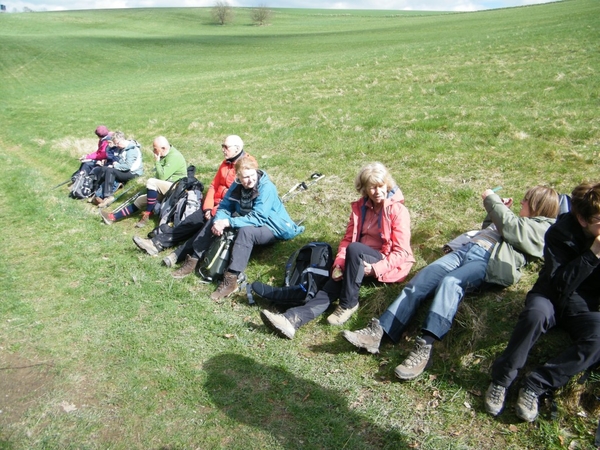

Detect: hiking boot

[162,252,177,268]
[97,195,115,209]
[515,387,539,422]
[394,337,433,380]
[327,303,359,325]
[210,272,239,301]
[171,255,199,279]
[484,382,507,416]
[135,212,152,228]
[260,310,296,339]
[341,318,384,354]
[100,209,115,225]
[132,236,160,256]
[90,195,101,205]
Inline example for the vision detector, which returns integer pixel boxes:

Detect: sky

[2,0,558,13]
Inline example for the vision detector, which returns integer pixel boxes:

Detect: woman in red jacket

[261,162,415,339]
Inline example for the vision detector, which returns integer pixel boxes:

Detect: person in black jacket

[485,181,600,422]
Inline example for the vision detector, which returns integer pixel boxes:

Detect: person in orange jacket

[132,135,248,259]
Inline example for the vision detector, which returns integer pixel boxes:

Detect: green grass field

[1,1,599,448]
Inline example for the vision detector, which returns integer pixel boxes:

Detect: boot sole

[260,311,294,339]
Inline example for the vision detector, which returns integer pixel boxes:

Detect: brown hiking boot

[210,272,239,301]
[132,236,160,256]
[135,212,152,228]
[341,318,384,354]
[394,337,433,380]
[171,255,199,279]
[97,195,115,209]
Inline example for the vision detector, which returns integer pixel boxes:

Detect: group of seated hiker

[100,135,187,228]
[258,174,598,423]
[132,134,249,260]
[94,131,144,208]
[76,129,144,208]
[70,128,600,425]
[168,154,304,301]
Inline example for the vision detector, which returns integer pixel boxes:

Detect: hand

[79,155,86,162]
[331,265,343,281]
[501,197,513,208]
[481,189,495,200]
[204,210,212,220]
[592,234,600,259]
[363,261,375,277]
[154,152,161,162]
[211,218,229,236]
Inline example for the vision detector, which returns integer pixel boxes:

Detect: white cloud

[1,0,558,13]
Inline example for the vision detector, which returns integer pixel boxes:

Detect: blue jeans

[379,242,490,342]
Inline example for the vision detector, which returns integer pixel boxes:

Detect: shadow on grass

[203,353,409,449]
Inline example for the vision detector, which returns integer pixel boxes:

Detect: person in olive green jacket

[101,136,187,227]
[342,186,560,381]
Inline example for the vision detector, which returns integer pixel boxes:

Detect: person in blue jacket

[171,155,304,301]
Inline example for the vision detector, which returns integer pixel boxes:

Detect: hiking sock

[113,204,139,220]
[421,332,437,346]
[146,189,158,213]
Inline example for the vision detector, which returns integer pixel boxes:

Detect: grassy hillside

[1,1,599,448]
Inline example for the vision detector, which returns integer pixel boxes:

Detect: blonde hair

[571,182,600,222]
[235,154,258,175]
[524,186,560,218]
[355,162,396,197]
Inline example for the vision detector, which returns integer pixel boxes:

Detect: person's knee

[437,275,461,292]
[346,242,362,257]
[146,178,159,191]
[520,306,550,329]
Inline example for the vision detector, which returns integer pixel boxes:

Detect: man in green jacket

[101,136,187,227]
[342,186,560,381]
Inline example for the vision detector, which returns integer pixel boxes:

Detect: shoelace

[404,343,428,368]
[521,389,537,409]
[489,385,505,403]
[332,306,345,317]
[356,320,379,336]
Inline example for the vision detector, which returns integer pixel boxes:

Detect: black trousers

[93,166,137,197]
[283,242,383,329]
[491,291,600,394]
[172,220,276,274]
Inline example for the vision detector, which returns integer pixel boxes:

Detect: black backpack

[150,166,204,234]
[69,170,97,199]
[250,242,333,307]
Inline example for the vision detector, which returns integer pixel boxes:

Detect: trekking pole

[111,191,141,214]
[281,182,303,202]
[112,185,135,202]
[52,179,72,190]
[281,173,324,203]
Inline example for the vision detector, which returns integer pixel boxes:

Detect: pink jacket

[334,187,415,283]
[85,136,111,161]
